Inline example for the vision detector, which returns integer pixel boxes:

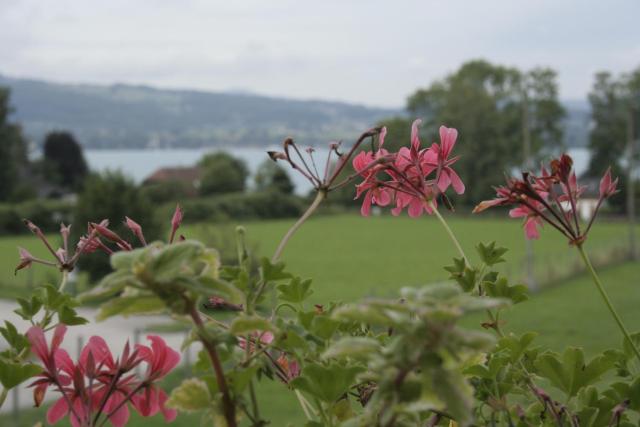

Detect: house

[142,166,202,196]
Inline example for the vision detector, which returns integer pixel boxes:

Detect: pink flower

[124,217,147,246]
[169,204,183,243]
[599,167,618,199]
[27,328,180,427]
[238,331,275,352]
[136,335,181,381]
[424,126,465,194]
[352,127,393,216]
[15,247,35,274]
[509,204,544,240]
[276,354,300,382]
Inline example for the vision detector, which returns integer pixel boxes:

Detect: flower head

[27,327,180,427]
[474,154,619,244]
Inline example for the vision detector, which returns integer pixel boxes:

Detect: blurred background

[0,0,639,425]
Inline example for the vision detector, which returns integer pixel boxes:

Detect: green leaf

[79,270,138,302]
[444,258,478,292]
[229,316,275,336]
[534,347,616,398]
[147,241,205,283]
[167,378,211,412]
[496,332,538,363]
[14,296,42,320]
[260,257,292,283]
[0,321,29,353]
[432,367,474,426]
[311,315,340,341]
[322,337,381,360]
[58,306,89,326]
[227,365,260,394]
[476,242,508,266]
[0,359,42,389]
[96,295,165,321]
[291,362,363,402]
[276,277,313,303]
[484,277,528,304]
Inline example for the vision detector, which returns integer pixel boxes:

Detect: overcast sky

[1,0,639,108]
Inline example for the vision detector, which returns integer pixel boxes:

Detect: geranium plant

[1,120,638,427]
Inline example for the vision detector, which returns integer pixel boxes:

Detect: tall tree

[587,68,640,177]
[199,152,249,196]
[43,131,89,189]
[0,87,29,200]
[403,60,565,204]
[254,160,294,194]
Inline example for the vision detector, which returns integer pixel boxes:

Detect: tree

[0,87,30,201]
[254,160,294,194]
[587,68,640,177]
[404,60,565,204]
[198,152,249,196]
[72,171,161,281]
[43,131,89,189]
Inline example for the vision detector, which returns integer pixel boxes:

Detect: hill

[0,74,590,149]
[0,74,397,149]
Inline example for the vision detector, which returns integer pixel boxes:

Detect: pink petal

[147,335,180,377]
[439,126,458,158]
[524,218,541,240]
[408,198,424,218]
[378,126,387,148]
[374,188,392,206]
[447,168,465,194]
[437,170,452,193]
[360,191,373,216]
[54,349,75,376]
[410,119,422,151]
[51,324,67,353]
[158,389,177,422]
[80,336,114,370]
[105,393,130,427]
[47,397,69,424]
[26,327,48,363]
[509,207,528,218]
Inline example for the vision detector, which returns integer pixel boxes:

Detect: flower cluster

[473,153,618,243]
[238,331,300,384]
[352,120,465,217]
[268,128,383,193]
[27,324,179,427]
[16,205,184,275]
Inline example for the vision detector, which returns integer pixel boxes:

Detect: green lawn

[185,213,635,302]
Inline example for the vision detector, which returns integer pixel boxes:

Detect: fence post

[184,332,192,377]
[12,385,19,425]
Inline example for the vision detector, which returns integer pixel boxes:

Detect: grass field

[1,213,634,300]
[0,213,638,426]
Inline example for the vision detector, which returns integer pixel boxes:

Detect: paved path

[0,299,200,414]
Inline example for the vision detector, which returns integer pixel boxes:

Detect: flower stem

[576,244,640,362]
[188,303,237,427]
[428,200,469,266]
[272,190,326,263]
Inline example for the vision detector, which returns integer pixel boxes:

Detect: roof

[143,166,201,185]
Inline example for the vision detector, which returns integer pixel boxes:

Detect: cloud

[1,0,639,107]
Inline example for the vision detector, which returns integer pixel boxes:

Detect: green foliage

[401,60,565,204]
[164,192,304,224]
[199,152,249,196]
[534,347,616,398]
[43,131,88,189]
[587,67,640,177]
[0,87,31,201]
[168,378,212,412]
[0,199,74,235]
[254,159,295,194]
[291,362,364,403]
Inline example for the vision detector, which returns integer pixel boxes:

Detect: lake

[84,147,591,196]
